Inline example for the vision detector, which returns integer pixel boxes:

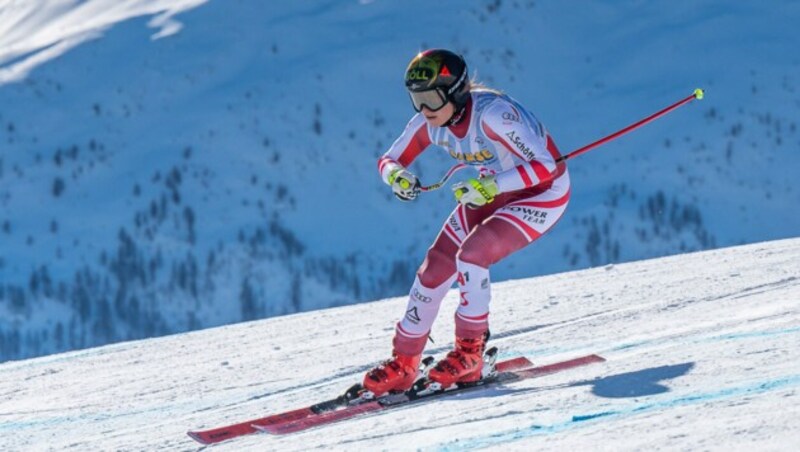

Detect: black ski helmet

[404,49,469,112]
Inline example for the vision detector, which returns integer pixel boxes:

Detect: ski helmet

[404,49,469,112]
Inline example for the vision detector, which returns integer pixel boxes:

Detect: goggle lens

[408,89,447,112]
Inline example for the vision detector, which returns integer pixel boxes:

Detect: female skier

[364,49,570,395]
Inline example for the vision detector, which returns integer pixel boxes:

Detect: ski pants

[393,177,571,355]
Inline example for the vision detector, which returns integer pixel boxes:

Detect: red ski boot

[427,334,487,388]
[363,352,421,396]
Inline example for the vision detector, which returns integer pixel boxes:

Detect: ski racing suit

[377,90,570,356]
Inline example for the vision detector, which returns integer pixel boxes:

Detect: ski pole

[419,163,468,192]
[556,88,705,163]
[419,88,704,191]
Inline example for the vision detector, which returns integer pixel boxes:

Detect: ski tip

[581,354,607,364]
[186,431,211,445]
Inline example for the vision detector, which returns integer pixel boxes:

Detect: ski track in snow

[1,238,799,450]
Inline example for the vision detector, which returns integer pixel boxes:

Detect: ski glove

[452,176,499,208]
[389,168,421,201]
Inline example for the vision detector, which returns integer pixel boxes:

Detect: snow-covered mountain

[1,238,798,450]
[1,1,799,361]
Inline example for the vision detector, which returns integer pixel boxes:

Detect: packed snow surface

[1,238,798,450]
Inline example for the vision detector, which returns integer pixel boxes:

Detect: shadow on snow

[570,362,695,398]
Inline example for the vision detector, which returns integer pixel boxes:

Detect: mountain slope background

[1,0,799,361]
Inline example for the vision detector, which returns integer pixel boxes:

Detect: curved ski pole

[418,163,468,192]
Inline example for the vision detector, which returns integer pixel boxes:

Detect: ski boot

[427,333,489,389]
[363,351,423,396]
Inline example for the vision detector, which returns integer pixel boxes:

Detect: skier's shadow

[455,362,695,400]
[569,362,695,398]
[429,362,695,402]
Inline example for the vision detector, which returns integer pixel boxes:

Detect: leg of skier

[428,189,570,388]
[363,199,512,395]
[362,224,459,396]
[363,198,500,395]
[425,218,526,387]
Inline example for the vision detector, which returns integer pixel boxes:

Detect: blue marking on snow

[435,374,800,451]
[611,325,800,352]
[570,411,614,422]
[706,325,800,341]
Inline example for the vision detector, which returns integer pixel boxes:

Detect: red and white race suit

[378,90,570,354]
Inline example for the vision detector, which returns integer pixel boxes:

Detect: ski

[186,354,532,445]
[186,406,315,445]
[255,353,605,436]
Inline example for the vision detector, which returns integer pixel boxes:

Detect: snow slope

[1,237,798,450]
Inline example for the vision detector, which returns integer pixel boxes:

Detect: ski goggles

[408,88,448,112]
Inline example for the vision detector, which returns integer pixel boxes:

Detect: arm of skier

[378,114,432,200]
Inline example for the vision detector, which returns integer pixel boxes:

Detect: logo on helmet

[406,56,440,87]
[407,69,432,81]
